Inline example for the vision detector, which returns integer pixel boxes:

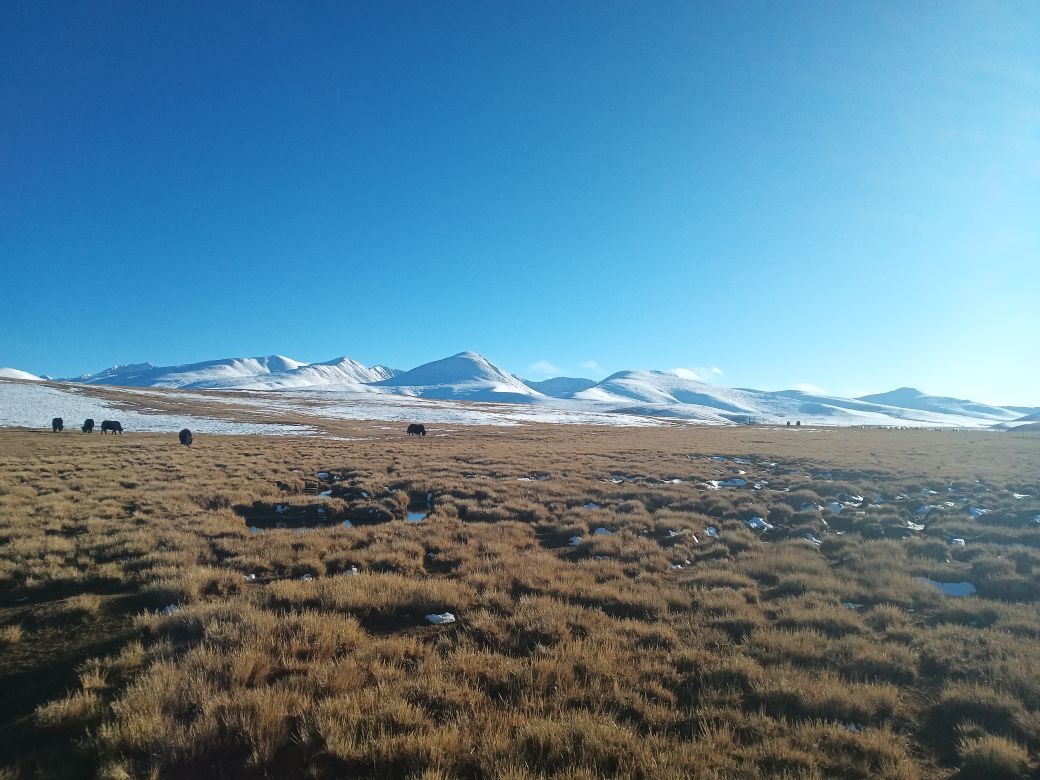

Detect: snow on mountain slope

[0,368,43,381]
[573,371,1010,427]
[71,356,307,388]
[374,352,545,402]
[188,357,395,390]
[576,371,759,413]
[522,377,597,398]
[857,387,1022,422]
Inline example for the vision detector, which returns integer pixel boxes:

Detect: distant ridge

[522,377,597,398]
[32,349,1036,428]
[374,352,543,402]
[0,367,43,381]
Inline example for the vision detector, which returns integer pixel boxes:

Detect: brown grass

[0,423,1038,778]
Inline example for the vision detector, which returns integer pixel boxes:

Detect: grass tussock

[0,424,1038,777]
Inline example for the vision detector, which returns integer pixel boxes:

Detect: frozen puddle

[583,502,601,510]
[708,478,747,489]
[426,612,456,625]
[407,510,429,522]
[918,578,977,597]
[744,516,773,532]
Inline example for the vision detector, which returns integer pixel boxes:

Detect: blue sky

[2,1,1037,404]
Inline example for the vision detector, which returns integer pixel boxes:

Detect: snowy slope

[858,387,1024,422]
[0,368,43,381]
[0,380,310,435]
[522,377,597,398]
[573,371,1012,427]
[374,352,545,402]
[188,357,395,390]
[70,356,307,388]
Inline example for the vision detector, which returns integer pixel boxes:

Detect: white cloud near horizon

[669,366,723,382]
[581,360,607,378]
[793,382,826,394]
[528,360,559,378]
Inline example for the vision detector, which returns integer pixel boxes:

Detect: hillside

[374,352,544,402]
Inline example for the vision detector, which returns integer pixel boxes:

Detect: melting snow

[918,578,976,597]
[426,612,456,625]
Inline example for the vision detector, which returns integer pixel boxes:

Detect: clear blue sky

[2,1,1037,404]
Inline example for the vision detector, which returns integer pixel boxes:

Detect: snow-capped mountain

[65,355,401,391]
[70,356,307,388]
[572,371,1029,428]
[374,352,544,402]
[522,377,597,398]
[187,357,396,390]
[39,349,1036,429]
[0,368,43,381]
[857,387,1024,423]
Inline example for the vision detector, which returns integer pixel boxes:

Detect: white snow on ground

[0,380,313,435]
[0,368,43,381]
[111,387,673,428]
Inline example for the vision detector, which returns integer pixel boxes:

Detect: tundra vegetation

[0,424,1038,779]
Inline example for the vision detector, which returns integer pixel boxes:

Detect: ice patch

[709,478,747,489]
[802,533,823,546]
[569,536,583,546]
[906,521,926,531]
[705,526,720,538]
[593,527,612,536]
[744,516,773,532]
[918,578,976,597]
[826,502,843,514]
[407,510,428,522]
[426,612,456,625]
[950,538,966,546]
[583,502,601,510]
[967,507,989,518]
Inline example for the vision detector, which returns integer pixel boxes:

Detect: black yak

[100,420,123,435]
[82,418,95,433]
[51,417,63,432]
[179,428,192,446]
[406,423,427,436]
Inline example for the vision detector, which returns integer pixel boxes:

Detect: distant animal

[82,418,95,433]
[51,417,63,432]
[179,428,192,446]
[100,420,123,435]
[406,423,427,437]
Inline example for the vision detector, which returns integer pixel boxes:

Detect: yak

[82,418,95,433]
[100,420,123,435]
[406,423,427,436]
[179,429,192,446]
[51,417,63,432]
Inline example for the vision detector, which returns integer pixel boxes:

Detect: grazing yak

[51,417,64,432]
[82,418,95,433]
[406,423,427,436]
[179,429,192,446]
[100,420,123,435]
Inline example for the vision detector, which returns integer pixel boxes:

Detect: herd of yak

[48,418,429,443]
[50,416,192,445]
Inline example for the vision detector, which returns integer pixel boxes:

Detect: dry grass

[0,424,1038,778]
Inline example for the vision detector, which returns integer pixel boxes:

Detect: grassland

[1,424,1038,779]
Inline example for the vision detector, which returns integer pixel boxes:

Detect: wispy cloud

[669,366,723,382]
[669,368,701,381]
[528,360,559,378]
[793,382,825,394]
[581,360,607,378]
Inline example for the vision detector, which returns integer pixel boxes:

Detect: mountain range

[1,352,1036,429]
